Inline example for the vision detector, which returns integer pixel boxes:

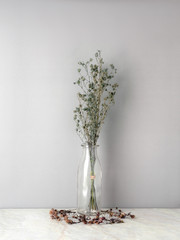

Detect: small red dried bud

[120,213,126,218]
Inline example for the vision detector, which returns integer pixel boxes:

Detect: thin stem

[88,145,98,211]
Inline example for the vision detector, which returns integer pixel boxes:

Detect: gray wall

[0,0,179,208]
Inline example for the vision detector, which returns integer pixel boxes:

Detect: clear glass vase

[77,142,102,215]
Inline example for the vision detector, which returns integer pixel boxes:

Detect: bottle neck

[81,142,99,157]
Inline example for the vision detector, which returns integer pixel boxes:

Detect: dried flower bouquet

[74,50,119,212]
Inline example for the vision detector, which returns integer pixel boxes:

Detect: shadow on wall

[102,63,134,207]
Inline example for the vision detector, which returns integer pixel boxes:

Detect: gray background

[0,0,179,208]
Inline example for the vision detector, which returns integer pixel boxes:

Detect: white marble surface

[0,209,180,240]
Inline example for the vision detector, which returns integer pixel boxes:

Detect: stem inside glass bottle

[89,144,98,211]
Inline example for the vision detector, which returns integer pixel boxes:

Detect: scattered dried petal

[49,208,135,225]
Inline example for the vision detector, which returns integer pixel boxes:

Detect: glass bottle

[77,142,102,215]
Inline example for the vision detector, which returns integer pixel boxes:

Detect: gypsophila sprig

[74,50,118,145]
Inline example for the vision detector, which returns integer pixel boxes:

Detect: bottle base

[77,209,100,216]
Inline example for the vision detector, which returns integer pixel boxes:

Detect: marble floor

[0,208,180,240]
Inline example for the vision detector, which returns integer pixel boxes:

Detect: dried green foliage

[74,50,119,145]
